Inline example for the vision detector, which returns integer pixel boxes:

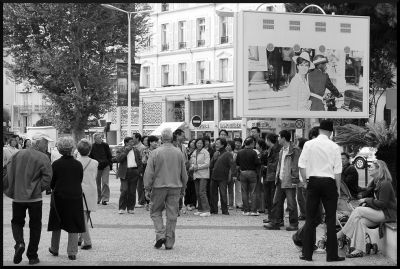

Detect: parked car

[341,89,363,112]
[350,147,377,169]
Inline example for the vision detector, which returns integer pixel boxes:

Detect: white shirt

[279,146,289,179]
[127,149,137,168]
[298,134,342,179]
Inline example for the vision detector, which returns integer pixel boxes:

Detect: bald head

[161,128,173,143]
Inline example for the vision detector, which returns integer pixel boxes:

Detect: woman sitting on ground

[336,160,397,258]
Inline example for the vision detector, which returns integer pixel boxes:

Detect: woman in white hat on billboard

[287,51,315,111]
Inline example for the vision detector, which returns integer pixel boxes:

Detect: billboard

[116,63,141,107]
[234,11,370,118]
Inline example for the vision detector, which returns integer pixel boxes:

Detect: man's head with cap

[313,55,328,71]
[31,133,53,153]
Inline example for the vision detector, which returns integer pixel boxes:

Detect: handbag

[82,159,94,228]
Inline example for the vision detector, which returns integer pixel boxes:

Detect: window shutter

[191,62,196,84]
[215,16,220,45]
[228,57,233,81]
[228,17,233,44]
[205,61,210,80]
[206,16,211,46]
[173,21,178,50]
[166,24,172,50]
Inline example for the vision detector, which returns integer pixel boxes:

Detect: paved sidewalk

[2,174,396,266]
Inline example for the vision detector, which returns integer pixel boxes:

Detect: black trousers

[210,179,228,214]
[11,201,43,260]
[184,178,197,207]
[119,168,140,210]
[302,177,339,260]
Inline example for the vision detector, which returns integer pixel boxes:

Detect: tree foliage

[3,3,151,142]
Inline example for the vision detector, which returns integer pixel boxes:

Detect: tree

[285,3,397,123]
[3,3,151,142]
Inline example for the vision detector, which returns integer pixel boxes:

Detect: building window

[178,21,186,49]
[340,23,351,33]
[23,94,29,106]
[196,61,205,83]
[161,65,169,86]
[166,101,185,122]
[197,18,205,47]
[219,58,228,82]
[289,20,300,31]
[220,99,233,120]
[142,66,150,87]
[161,3,169,12]
[178,63,187,85]
[220,16,228,44]
[191,100,214,121]
[263,19,274,30]
[161,24,168,51]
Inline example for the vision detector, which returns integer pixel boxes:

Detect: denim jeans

[234,179,242,207]
[150,187,181,249]
[263,181,276,215]
[119,168,139,210]
[11,201,42,260]
[210,179,228,214]
[296,186,307,217]
[240,170,258,213]
[194,178,210,212]
[227,179,234,207]
[137,174,146,205]
[271,183,298,226]
[96,166,110,203]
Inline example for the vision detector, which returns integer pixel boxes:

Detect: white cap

[31,132,54,142]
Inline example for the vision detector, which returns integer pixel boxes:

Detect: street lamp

[101,4,152,137]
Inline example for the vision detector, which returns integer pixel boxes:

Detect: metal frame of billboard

[234,10,370,118]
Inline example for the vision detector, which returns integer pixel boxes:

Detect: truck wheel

[354,157,366,169]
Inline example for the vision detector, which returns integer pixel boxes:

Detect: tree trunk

[71,127,86,144]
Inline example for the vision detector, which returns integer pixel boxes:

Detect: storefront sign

[219,120,242,129]
[190,121,214,130]
[281,120,296,129]
[295,119,305,129]
[247,119,277,129]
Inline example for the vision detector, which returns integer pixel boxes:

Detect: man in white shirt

[298,120,344,262]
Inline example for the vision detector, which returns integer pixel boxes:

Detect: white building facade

[107,3,293,143]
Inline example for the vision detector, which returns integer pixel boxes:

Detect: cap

[313,55,328,65]
[319,120,334,132]
[31,132,54,142]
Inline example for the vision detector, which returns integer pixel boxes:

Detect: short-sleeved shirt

[298,134,342,179]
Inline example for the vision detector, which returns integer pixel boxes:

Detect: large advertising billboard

[116,63,141,107]
[234,11,370,118]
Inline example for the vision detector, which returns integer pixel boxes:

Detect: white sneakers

[199,212,211,217]
[242,212,250,216]
[118,210,124,214]
[250,212,260,216]
[194,212,202,216]
[127,210,134,214]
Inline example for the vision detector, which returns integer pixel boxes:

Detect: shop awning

[150,122,186,136]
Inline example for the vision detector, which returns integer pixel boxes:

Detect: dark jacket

[211,150,233,182]
[48,155,85,233]
[115,146,143,179]
[4,148,52,201]
[363,180,397,222]
[308,68,341,98]
[89,142,112,170]
[275,143,300,188]
[342,163,359,198]
[265,143,281,182]
[259,149,268,179]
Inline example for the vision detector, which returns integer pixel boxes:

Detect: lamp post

[101,4,151,137]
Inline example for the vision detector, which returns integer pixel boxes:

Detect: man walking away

[4,133,53,265]
[298,120,345,262]
[89,132,112,205]
[144,128,188,250]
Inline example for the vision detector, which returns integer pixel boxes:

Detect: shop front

[218,120,242,140]
[189,121,215,140]
[246,119,277,139]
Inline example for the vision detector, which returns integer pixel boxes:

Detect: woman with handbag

[47,137,85,260]
[336,160,397,258]
[76,139,98,250]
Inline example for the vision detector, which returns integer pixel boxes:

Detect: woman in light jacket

[287,51,314,111]
[189,138,211,217]
[76,139,98,250]
[337,160,397,258]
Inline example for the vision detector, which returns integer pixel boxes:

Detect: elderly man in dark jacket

[4,133,52,265]
[115,136,143,214]
[341,152,359,199]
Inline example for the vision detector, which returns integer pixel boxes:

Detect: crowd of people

[3,119,396,264]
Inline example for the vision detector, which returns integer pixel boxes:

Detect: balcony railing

[178,42,186,49]
[220,36,229,44]
[161,43,169,51]
[15,105,49,114]
[197,39,205,47]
